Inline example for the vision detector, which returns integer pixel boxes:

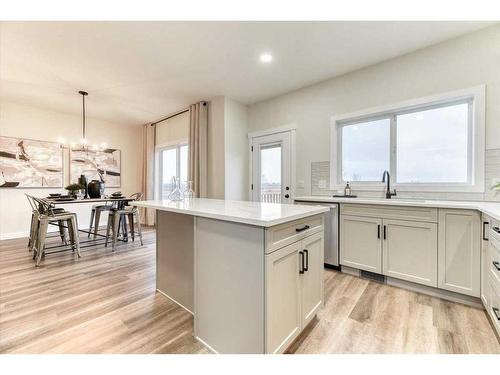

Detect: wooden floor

[1,229,499,354]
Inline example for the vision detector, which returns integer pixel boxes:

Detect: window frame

[157,141,188,199]
[330,85,485,193]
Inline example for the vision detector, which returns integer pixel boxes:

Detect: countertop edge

[134,201,329,227]
[294,196,500,222]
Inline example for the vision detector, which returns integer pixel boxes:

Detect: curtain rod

[150,101,207,126]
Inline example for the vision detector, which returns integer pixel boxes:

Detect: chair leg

[128,213,135,242]
[105,213,112,247]
[93,208,101,240]
[112,213,120,251]
[67,218,75,252]
[70,216,81,258]
[122,215,128,242]
[135,210,143,246]
[35,219,49,267]
[88,208,95,238]
[58,220,67,245]
[32,218,40,259]
[28,213,34,249]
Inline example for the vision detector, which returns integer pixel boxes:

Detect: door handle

[383,225,387,240]
[303,249,309,272]
[377,224,380,239]
[493,226,500,234]
[493,307,500,321]
[295,225,310,233]
[299,251,304,274]
[493,261,500,271]
[483,222,490,241]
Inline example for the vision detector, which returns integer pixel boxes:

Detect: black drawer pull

[493,261,500,271]
[377,224,380,239]
[296,225,310,233]
[483,222,490,241]
[303,249,309,272]
[493,307,500,321]
[493,226,500,235]
[383,225,387,240]
[299,251,305,274]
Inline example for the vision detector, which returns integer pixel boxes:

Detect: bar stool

[26,195,67,252]
[30,197,81,266]
[88,203,113,239]
[105,193,144,251]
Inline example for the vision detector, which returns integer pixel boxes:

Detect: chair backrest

[25,194,39,212]
[31,196,57,217]
[129,192,143,201]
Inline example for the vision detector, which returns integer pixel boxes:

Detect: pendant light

[58,90,107,151]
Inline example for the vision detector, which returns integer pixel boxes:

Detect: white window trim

[330,85,486,193]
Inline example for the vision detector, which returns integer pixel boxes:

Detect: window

[331,86,485,192]
[158,143,189,199]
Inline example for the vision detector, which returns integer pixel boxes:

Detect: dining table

[41,196,136,254]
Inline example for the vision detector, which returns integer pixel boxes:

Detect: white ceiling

[0,21,495,126]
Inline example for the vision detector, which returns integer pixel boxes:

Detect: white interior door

[251,131,292,203]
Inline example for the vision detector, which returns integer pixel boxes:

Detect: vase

[78,174,88,198]
[87,179,103,198]
[167,177,183,201]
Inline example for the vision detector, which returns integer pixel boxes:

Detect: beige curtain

[141,123,156,225]
[189,102,208,198]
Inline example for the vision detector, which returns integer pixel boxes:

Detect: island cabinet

[265,223,324,354]
[480,214,490,307]
[438,209,481,297]
[340,204,438,287]
[487,218,500,336]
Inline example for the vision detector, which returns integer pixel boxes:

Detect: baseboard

[0,231,29,240]
[340,266,483,309]
[156,289,194,315]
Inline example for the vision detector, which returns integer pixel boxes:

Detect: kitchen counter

[294,195,500,221]
[134,198,329,227]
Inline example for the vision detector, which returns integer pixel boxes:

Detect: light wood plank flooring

[1,229,499,354]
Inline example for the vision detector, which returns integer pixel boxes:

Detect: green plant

[65,183,84,192]
[493,182,500,191]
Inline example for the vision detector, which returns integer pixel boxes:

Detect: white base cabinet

[383,219,438,287]
[265,231,324,354]
[340,207,438,287]
[438,209,481,297]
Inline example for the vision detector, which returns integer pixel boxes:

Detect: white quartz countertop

[294,196,500,222]
[134,198,329,227]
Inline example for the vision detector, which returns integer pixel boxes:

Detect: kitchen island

[134,198,329,354]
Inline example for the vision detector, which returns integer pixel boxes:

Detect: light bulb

[81,138,87,145]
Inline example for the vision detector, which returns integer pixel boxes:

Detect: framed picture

[70,148,121,188]
[0,136,63,188]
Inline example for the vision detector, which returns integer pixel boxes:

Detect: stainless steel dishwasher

[294,199,339,267]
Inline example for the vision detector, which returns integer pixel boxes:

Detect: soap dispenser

[344,182,352,197]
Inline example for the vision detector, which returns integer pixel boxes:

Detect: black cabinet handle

[299,251,304,274]
[303,249,309,272]
[284,194,290,198]
[493,307,500,321]
[296,225,310,233]
[383,225,387,240]
[483,222,490,241]
[493,226,500,235]
[493,261,500,271]
[377,224,380,239]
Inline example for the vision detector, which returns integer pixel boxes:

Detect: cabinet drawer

[490,218,500,243]
[341,204,437,223]
[490,235,500,285]
[266,215,323,254]
[488,275,500,336]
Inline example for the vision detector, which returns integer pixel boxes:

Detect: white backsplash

[311,150,500,202]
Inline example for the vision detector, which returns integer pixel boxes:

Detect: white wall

[0,101,143,239]
[248,24,500,198]
[224,97,248,200]
[207,96,226,199]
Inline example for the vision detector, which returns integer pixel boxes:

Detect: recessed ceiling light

[259,53,273,63]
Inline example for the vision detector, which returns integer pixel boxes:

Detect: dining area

[25,188,144,266]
